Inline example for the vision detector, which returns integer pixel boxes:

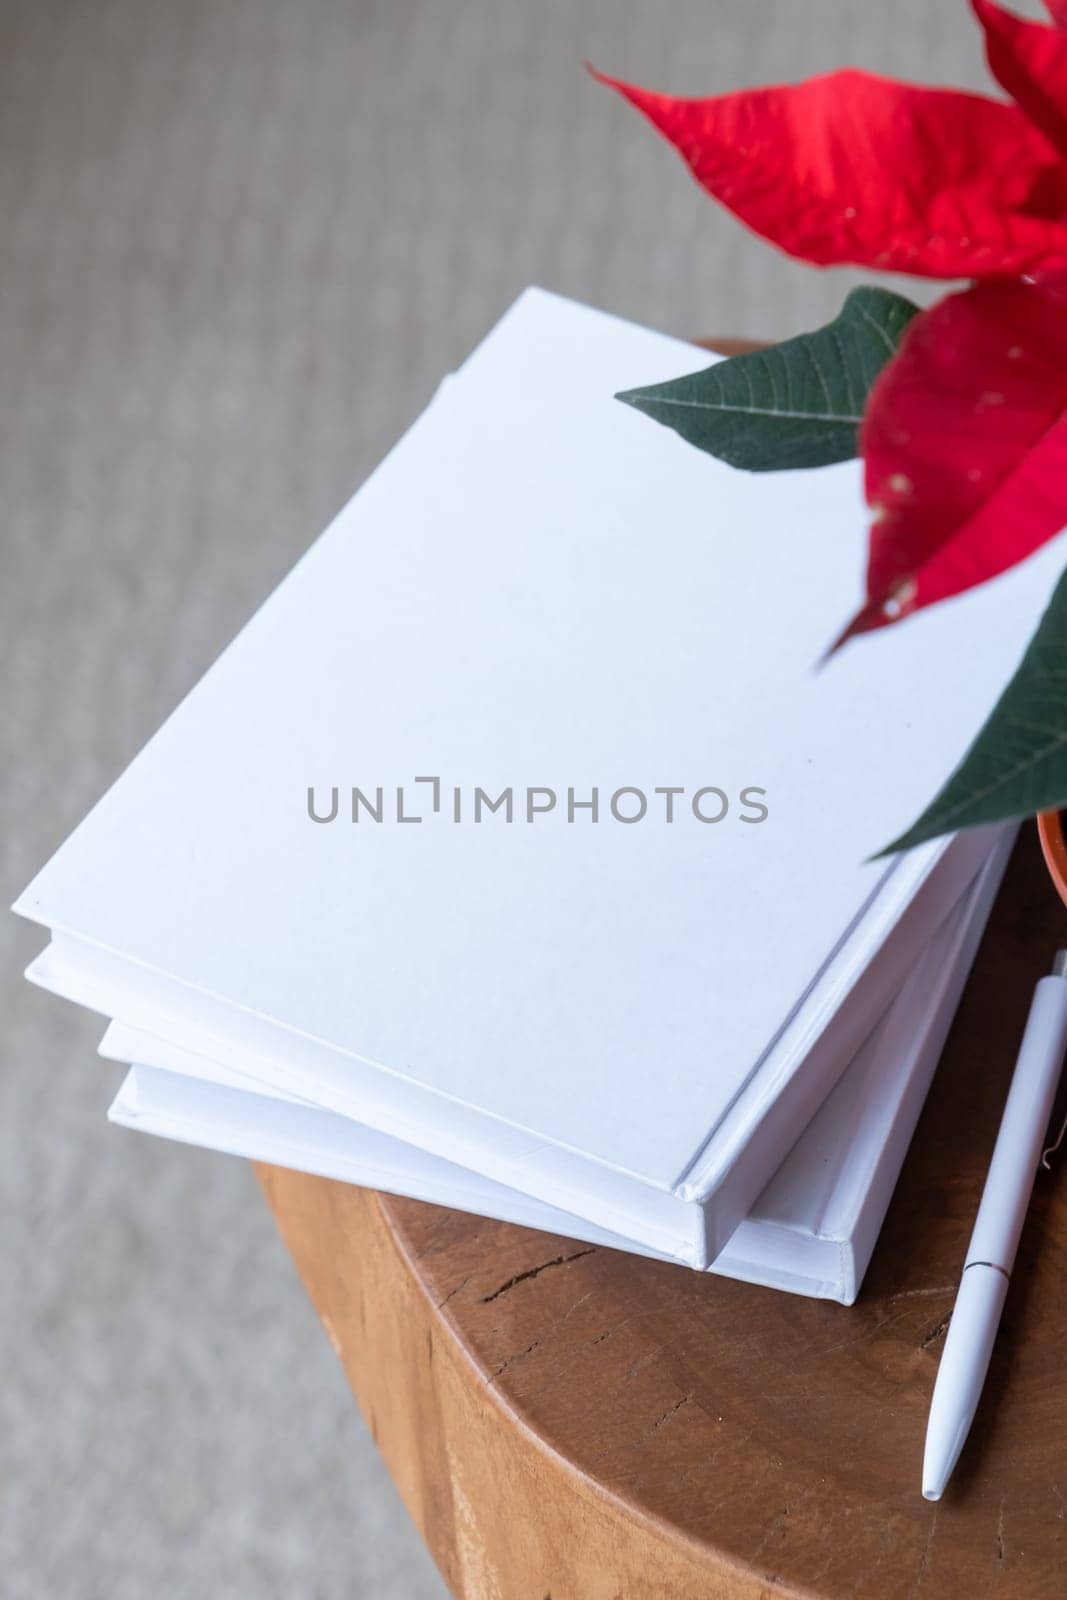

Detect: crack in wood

[492,1337,543,1379]
[437,1274,472,1309]
[478,1247,596,1304]
[626,1393,694,1453]
[919,1316,951,1351]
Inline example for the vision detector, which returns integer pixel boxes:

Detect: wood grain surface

[258,827,1067,1599]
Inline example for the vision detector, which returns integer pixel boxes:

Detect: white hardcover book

[15,289,1056,1265]
[22,816,997,1268]
[102,835,1011,1301]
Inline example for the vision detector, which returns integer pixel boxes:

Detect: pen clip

[1040,952,1067,1171]
[1043,1108,1067,1171]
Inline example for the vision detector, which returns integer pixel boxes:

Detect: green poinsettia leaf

[880,565,1067,855]
[616,286,919,471]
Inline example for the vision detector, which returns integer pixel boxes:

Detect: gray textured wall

[1,3,1003,1595]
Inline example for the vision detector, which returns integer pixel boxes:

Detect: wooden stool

[259,827,1067,1598]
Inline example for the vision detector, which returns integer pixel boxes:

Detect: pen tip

[922,1486,942,1502]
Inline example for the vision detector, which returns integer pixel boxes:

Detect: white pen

[922,951,1067,1501]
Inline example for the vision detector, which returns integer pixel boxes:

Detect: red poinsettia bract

[851,274,1067,641]
[592,0,1067,644]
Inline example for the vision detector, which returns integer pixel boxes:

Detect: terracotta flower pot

[1037,810,1067,909]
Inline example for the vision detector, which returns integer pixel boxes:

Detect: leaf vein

[630,396,862,423]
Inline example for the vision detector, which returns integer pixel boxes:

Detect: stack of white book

[16,291,1060,1302]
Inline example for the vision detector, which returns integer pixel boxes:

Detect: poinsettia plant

[593,0,1067,855]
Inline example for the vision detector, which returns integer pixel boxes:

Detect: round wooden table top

[260,828,1067,1599]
